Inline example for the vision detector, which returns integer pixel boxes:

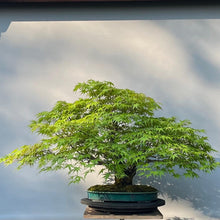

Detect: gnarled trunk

[114,166,137,186]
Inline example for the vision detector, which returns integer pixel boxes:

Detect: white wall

[0,4,220,220]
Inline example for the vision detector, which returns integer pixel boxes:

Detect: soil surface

[88,184,157,192]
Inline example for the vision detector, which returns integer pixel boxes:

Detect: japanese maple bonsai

[1,80,219,195]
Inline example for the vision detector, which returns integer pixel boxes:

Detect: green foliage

[1,79,219,184]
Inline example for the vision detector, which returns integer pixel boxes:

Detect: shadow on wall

[0,165,85,218]
[134,159,220,219]
[0,20,10,37]
[166,218,193,220]
[2,3,220,37]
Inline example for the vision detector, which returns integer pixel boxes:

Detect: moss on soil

[88,185,157,192]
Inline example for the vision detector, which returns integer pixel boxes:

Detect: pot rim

[87,190,158,194]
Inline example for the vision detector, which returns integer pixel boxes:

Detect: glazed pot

[87,190,158,202]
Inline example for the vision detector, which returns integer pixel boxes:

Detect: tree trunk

[114,166,137,186]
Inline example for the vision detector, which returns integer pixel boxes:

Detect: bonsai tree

[1,80,219,189]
